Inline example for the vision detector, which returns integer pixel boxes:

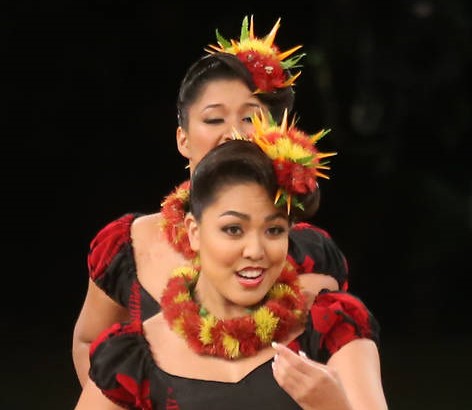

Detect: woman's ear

[176,126,190,159]
[184,213,200,252]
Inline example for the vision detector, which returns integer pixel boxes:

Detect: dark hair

[189,140,317,222]
[177,53,295,128]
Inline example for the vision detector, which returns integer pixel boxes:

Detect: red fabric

[291,222,331,239]
[128,280,142,321]
[287,339,301,353]
[88,214,134,280]
[311,291,373,355]
[90,320,142,355]
[103,374,152,410]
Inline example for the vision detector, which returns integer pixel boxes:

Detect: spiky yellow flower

[269,283,297,299]
[249,109,337,213]
[253,306,279,343]
[199,315,217,345]
[171,265,197,278]
[172,317,185,338]
[222,334,240,359]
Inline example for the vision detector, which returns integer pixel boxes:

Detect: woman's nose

[242,233,265,260]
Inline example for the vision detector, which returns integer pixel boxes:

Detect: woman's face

[176,79,268,173]
[185,182,289,319]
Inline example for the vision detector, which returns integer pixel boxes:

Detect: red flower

[274,159,292,186]
[274,160,316,195]
[288,163,316,193]
[237,51,286,92]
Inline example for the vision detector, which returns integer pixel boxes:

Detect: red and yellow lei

[160,263,306,360]
[159,180,195,259]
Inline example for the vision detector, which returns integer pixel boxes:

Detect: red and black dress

[89,290,379,409]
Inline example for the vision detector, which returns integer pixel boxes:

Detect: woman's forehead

[195,79,259,106]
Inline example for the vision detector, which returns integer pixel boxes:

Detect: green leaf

[240,15,249,41]
[215,29,231,49]
[280,53,306,69]
[292,197,305,211]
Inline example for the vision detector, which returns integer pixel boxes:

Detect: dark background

[4,1,471,408]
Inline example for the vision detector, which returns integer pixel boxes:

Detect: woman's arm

[75,378,125,410]
[328,338,389,409]
[272,339,388,410]
[72,279,129,386]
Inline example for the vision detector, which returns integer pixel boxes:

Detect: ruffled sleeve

[87,213,141,306]
[310,290,380,359]
[288,222,349,290]
[89,321,153,410]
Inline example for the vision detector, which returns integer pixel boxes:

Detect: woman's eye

[242,116,253,123]
[267,226,287,236]
[204,118,224,124]
[222,225,242,236]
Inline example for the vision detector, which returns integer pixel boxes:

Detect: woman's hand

[271,342,353,410]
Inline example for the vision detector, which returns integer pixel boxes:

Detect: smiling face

[176,79,269,173]
[185,182,289,319]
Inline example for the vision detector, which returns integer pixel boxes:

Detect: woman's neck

[194,277,257,320]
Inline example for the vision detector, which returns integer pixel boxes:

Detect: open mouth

[236,269,264,287]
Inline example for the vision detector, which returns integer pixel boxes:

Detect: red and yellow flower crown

[205,15,305,93]
[234,109,336,214]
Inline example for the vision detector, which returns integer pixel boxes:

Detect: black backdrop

[4,1,471,408]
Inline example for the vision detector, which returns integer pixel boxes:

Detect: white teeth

[238,269,263,279]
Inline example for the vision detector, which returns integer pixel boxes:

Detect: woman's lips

[236,269,264,287]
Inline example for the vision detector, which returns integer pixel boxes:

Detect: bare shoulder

[133,212,162,229]
[131,212,165,242]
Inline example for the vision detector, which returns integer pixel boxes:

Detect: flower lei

[160,263,306,360]
[205,15,305,93]
[159,180,195,259]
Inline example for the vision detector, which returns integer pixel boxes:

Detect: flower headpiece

[205,15,305,93]
[234,109,336,214]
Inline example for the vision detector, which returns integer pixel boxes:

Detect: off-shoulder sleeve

[310,290,380,359]
[288,222,349,290]
[87,213,140,306]
[89,321,153,410]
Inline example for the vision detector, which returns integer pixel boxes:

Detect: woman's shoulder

[130,212,166,243]
[292,289,380,363]
[288,222,349,290]
[87,212,155,308]
[311,290,380,358]
[88,213,144,280]
[89,320,154,408]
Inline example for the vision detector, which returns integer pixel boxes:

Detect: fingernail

[298,350,307,358]
[271,341,278,349]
